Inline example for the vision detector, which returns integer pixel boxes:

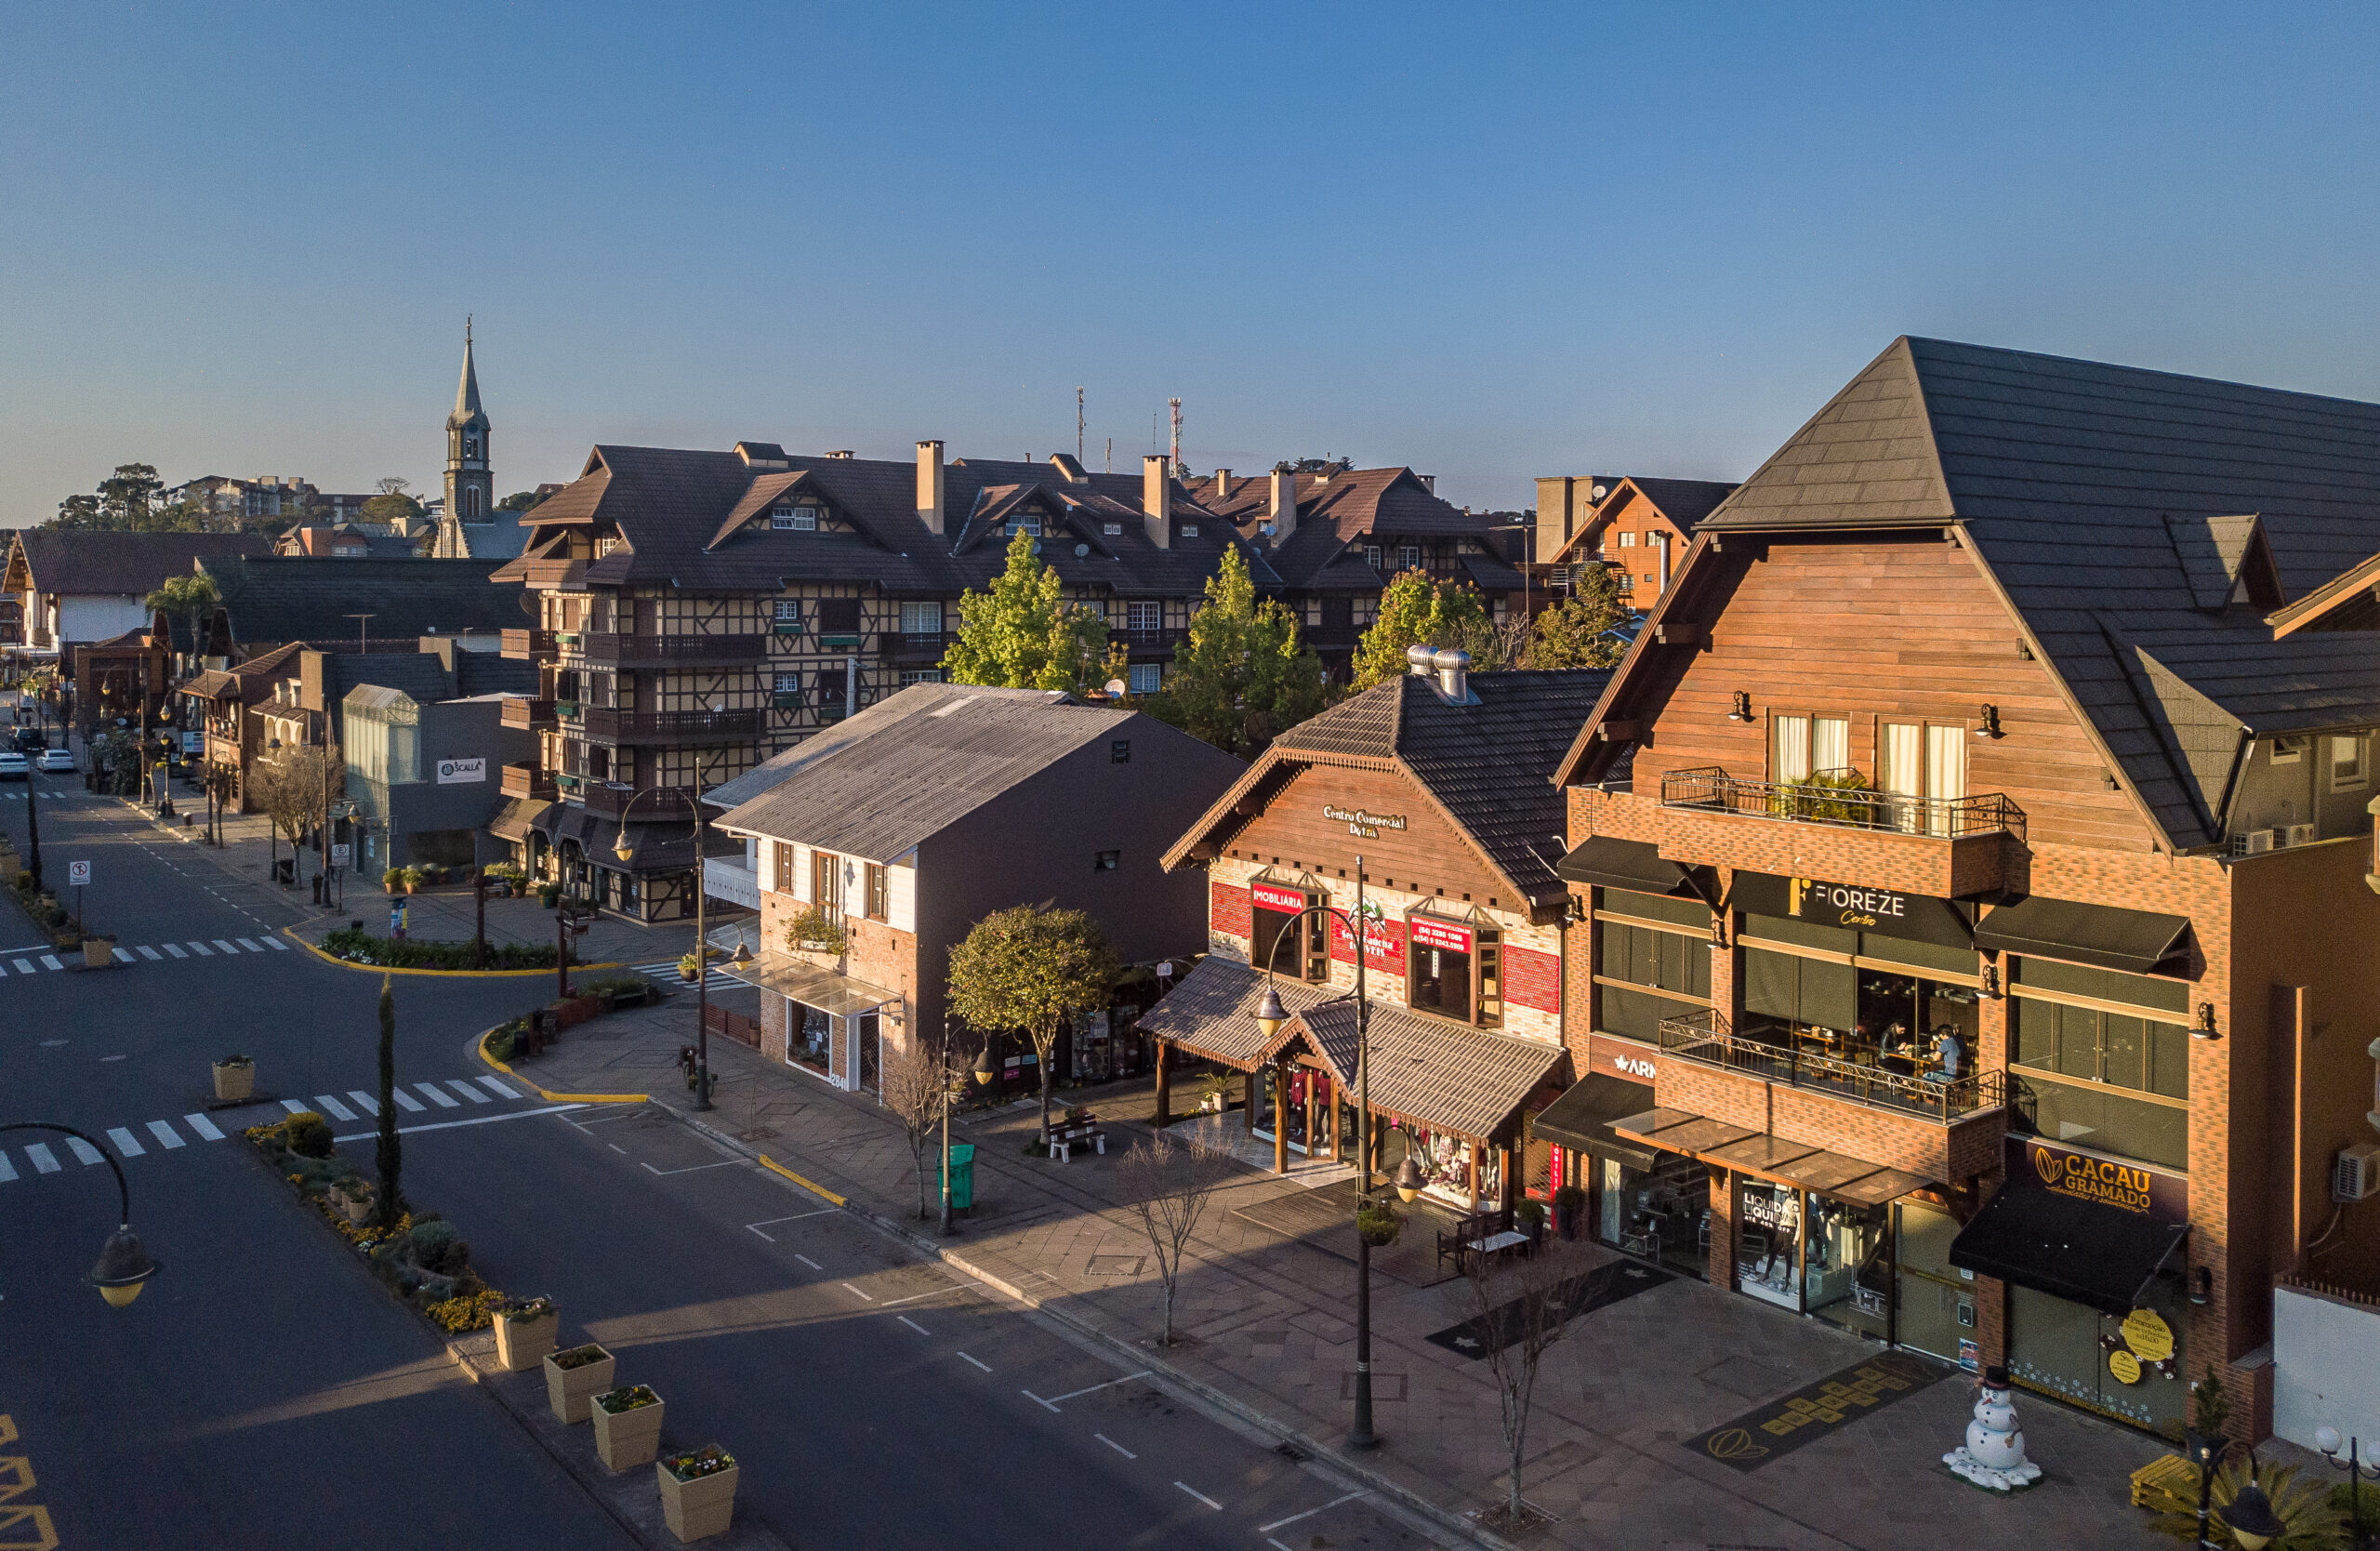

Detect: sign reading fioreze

[2005,1135,2188,1223]
[1790,877,1911,928]
[1249,882,1309,914]
[1322,803,1408,839]
[1408,915,1474,953]
[436,758,487,785]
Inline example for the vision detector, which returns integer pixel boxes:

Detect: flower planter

[212,1059,256,1102]
[82,936,115,969]
[655,1451,738,1543]
[494,1308,558,1372]
[328,1180,375,1225]
[543,1344,615,1423]
[592,1386,665,1470]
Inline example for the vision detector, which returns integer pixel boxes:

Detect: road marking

[182,1113,224,1140]
[415,1083,461,1109]
[211,939,238,954]
[0,945,45,955]
[147,1120,184,1149]
[100,1054,126,1063]
[1174,1482,1223,1511]
[330,1103,587,1143]
[137,945,161,961]
[9,960,31,974]
[840,1282,876,1303]
[116,946,137,964]
[445,1080,493,1106]
[37,955,60,971]
[188,942,213,956]
[347,1091,379,1115]
[640,1159,740,1177]
[959,1352,991,1372]
[1022,1389,1059,1412]
[39,1040,65,1047]
[390,1089,425,1112]
[744,1208,836,1241]
[24,1144,59,1173]
[66,1137,103,1165]
[897,1315,932,1335]
[163,943,187,958]
[794,1253,822,1270]
[0,1152,14,1182]
[1256,1491,1368,1533]
[1095,1432,1136,1459]
[1270,1540,1295,1551]
[609,1143,628,1155]
[282,1099,309,1115]
[262,935,288,949]
[107,1127,144,1157]
[1038,1372,1153,1407]
[477,1076,521,1099]
[311,1095,357,1121]
[235,937,261,951]
[877,1285,967,1307]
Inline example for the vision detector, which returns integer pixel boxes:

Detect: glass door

[1894,1200,1976,1363]
[1880,722,1924,832]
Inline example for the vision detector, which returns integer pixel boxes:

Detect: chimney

[1406,643,1437,678]
[1143,455,1170,549]
[1213,469,1232,502]
[1417,473,1435,494]
[916,440,945,536]
[1269,470,1297,545]
[1433,646,1472,703]
[827,449,854,459]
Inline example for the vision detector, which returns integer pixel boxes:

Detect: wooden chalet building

[1531,474,1739,608]
[1552,337,2380,1443]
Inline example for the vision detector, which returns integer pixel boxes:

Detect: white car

[37,749,73,774]
[0,752,25,781]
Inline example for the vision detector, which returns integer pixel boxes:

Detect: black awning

[1974,895,2194,975]
[1556,836,1701,899]
[1529,1073,1657,1169]
[1948,1181,2188,1316]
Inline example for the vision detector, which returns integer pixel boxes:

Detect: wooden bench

[1050,1114,1105,1162]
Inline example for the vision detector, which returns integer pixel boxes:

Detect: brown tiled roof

[1296,1000,1565,1142]
[1132,955,1330,1070]
[1183,466,1521,593]
[184,640,307,703]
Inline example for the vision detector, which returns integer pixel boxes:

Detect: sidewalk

[507,1005,2171,1551]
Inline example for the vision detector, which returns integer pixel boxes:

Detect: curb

[476,1028,648,1106]
[283,924,622,978]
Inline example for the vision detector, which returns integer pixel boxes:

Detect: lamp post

[2185,1429,2226,1551]
[0,1122,161,1306]
[2317,1428,2379,1549]
[613,785,713,1111]
[1250,852,1380,1452]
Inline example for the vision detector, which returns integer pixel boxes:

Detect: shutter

[1743,948,1799,1022]
[790,843,812,903]
[1800,959,1858,1030]
[887,861,917,934]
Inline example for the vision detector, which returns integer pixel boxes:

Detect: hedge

[321,926,558,971]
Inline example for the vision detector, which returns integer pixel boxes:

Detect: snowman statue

[1944,1365,2043,1491]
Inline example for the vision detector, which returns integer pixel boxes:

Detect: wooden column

[1330,1075,1345,1164]
[1152,1040,1170,1128]
[1468,1140,1484,1211]
[1244,1070,1258,1135]
[1273,1064,1289,1174]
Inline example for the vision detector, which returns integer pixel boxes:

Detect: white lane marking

[794,1253,822,1270]
[1038,1372,1152,1406]
[115,947,136,964]
[0,962,8,975]
[840,1282,876,1303]
[0,1152,14,1182]
[163,943,187,958]
[188,942,213,956]
[9,960,31,974]
[37,955,60,971]
[415,1083,460,1109]
[1174,1482,1223,1511]
[311,1095,357,1121]
[608,1144,628,1155]
[877,1285,967,1307]
[1095,1432,1136,1459]
[281,1099,309,1115]
[390,1089,425,1112]
[100,1054,126,1063]
[329,1103,587,1143]
[959,1352,991,1372]
[744,1208,836,1242]
[476,1076,520,1099]
[1270,1540,1295,1551]
[0,945,44,955]
[235,938,261,951]
[445,1080,493,1106]
[210,939,238,954]
[182,1113,224,1140]
[136,945,161,961]
[25,1144,59,1173]
[640,1159,740,1177]
[1256,1491,1368,1534]
[107,1127,144,1158]
[1022,1389,1059,1413]
[147,1120,184,1149]
[66,1137,104,1165]
[347,1091,379,1116]
[897,1315,932,1335]
[262,935,288,949]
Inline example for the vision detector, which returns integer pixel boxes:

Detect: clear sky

[6,2,2378,523]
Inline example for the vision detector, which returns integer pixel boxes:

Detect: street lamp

[1246,853,1382,1452]
[972,1042,996,1087]
[1393,1152,1424,1203]
[2227,1464,2285,1551]
[612,785,714,1112]
[0,1123,161,1306]
[2316,1427,2378,1547]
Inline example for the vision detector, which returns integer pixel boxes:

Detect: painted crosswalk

[632,960,742,990]
[0,933,296,981]
[0,1074,540,1186]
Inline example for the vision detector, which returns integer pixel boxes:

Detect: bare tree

[1117,1132,1237,1346]
[1463,1241,1586,1529]
[879,1037,954,1219]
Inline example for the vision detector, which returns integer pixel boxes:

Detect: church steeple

[443,318,493,524]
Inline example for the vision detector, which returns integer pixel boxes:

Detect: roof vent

[1433,646,1474,704]
[1406,643,1436,678]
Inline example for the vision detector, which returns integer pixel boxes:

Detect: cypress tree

[374,975,405,1227]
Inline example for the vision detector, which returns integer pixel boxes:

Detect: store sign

[1321,803,1408,839]
[1250,882,1309,914]
[1408,916,1474,954]
[2005,1135,2188,1223]
[1790,877,1911,928]
[1588,1034,1658,1083]
[1610,1053,1656,1080]
[436,758,487,785]
[1729,870,1976,951]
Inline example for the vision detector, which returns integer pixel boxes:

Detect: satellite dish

[1105,679,1128,697]
[1590,484,1607,500]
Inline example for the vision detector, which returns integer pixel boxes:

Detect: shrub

[284,1111,335,1158]
[485,1025,516,1062]
[551,1344,610,1371]
[785,906,848,955]
[582,973,653,1000]
[538,882,561,908]
[322,925,556,971]
[426,1287,506,1332]
[1514,1198,1548,1231]
[1356,1204,1402,1246]
[597,1385,658,1414]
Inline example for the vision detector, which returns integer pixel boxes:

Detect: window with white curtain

[1879,722,1967,832]
[1770,714,1848,784]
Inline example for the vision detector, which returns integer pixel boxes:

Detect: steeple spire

[443,318,492,526]
[454,316,483,420]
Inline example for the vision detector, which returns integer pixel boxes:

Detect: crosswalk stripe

[182,1113,224,1140]
[137,945,162,961]
[415,1083,460,1109]
[190,942,214,956]
[0,962,8,976]
[147,1120,185,1148]
[281,1099,308,1115]
[477,1076,521,1100]
[66,1137,103,1165]
[0,1151,15,1182]
[38,955,60,971]
[9,959,30,974]
[446,1080,493,1106]
[211,939,238,954]
[262,936,289,950]
[347,1091,379,1116]
[115,947,136,964]
[390,1089,425,1113]
[163,943,188,958]
[235,937,260,951]
[107,1127,145,1158]
[311,1095,357,1122]
[25,1144,59,1173]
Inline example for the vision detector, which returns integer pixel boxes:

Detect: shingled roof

[3,531,269,601]
[196,556,530,655]
[1183,466,1523,593]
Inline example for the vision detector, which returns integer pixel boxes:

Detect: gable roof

[1183,466,1523,593]
[4,530,269,599]
[195,555,530,653]
[1545,474,1742,565]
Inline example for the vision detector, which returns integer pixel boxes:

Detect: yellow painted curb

[281,924,620,978]
[758,1154,847,1207]
[476,1028,649,1106]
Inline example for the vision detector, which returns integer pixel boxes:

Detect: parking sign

[68,860,90,886]
[331,843,351,868]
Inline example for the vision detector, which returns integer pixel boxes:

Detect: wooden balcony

[499,696,555,731]
[500,629,557,660]
[877,631,951,661]
[575,632,767,667]
[1656,766,2024,898]
[579,781,696,820]
[579,707,763,745]
[500,762,557,801]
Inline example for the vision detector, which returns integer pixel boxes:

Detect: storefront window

[1249,880,1327,981]
[792,1001,831,1077]
[1408,911,1500,1027]
[1600,1155,1710,1277]
[1805,1196,1892,1340]
[1383,1124,1482,1205]
[1736,1179,1802,1309]
[2008,961,2191,1171]
[1253,1066,1336,1156]
[2009,1269,2188,1437]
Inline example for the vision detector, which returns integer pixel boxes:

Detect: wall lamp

[1726,691,1752,722]
[2190,1266,2214,1306]
[1980,962,2002,999]
[1975,703,2004,740]
[2192,1002,2220,1041]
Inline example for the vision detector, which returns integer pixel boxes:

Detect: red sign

[1250,882,1309,914]
[1408,916,1474,954]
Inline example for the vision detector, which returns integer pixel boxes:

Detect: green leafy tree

[1528,564,1630,670]
[362,492,425,528]
[50,493,103,530]
[145,574,220,656]
[98,464,164,527]
[496,489,549,511]
[946,904,1120,1146]
[1145,548,1327,756]
[1349,570,1494,689]
[941,530,1110,692]
[374,976,406,1228]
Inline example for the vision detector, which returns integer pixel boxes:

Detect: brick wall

[1653,1055,1984,1182]
[1975,1274,2007,1369]
[1210,879,1251,941]
[1706,1165,1736,1286]
[1659,807,2004,900]
[1505,944,1560,1014]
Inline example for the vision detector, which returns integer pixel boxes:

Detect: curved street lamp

[611,785,715,1112]
[0,1122,161,1306]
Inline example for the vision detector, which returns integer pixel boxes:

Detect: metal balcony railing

[1659,766,2026,842]
[579,707,763,743]
[575,632,767,666]
[1656,1010,2005,1121]
[578,782,697,820]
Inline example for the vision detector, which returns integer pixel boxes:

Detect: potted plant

[1554,1183,1588,1240]
[1356,1203,1402,1247]
[678,952,700,983]
[212,1054,256,1102]
[81,935,115,970]
[655,1445,738,1542]
[592,1384,665,1471]
[538,882,562,908]
[326,1176,375,1226]
[1197,1072,1227,1115]
[544,1342,615,1424]
[1514,1197,1549,1242]
[493,1294,558,1372]
[785,907,847,959]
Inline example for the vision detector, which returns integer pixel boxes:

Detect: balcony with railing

[1112,627,1186,652]
[501,629,558,660]
[1657,1008,2003,1123]
[499,696,555,731]
[579,707,763,745]
[878,631,951,660]
[1656,765,2024,897]
[571,632,768,667]
[578,781,697,821]
[500,762,557,801]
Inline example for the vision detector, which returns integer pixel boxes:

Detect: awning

[1298,1000,1567,1144]
[1949,1180,2189,1316]
[1555,836,1706,899]
[1138,956,1331,1072]
[1611,1107,1933,1204]
[1529,1073,1657,1169]
[721,953,899,1019]
[1973,895,2193,975]
[488,796,552,842]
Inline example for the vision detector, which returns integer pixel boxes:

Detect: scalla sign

[436,757,488,785]
[1791,877,1909,929]
[1322,803,1408,839]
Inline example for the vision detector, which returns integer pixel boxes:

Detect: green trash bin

[939,1143,976,1213]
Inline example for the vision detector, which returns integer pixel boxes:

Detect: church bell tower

[444,319,493,524]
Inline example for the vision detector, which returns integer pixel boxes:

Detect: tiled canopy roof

[1133,955,1329,1070]
[1295,999,1566,1143]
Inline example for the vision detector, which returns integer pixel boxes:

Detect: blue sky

[6,2,2378,522]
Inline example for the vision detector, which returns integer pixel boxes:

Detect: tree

[374,476,412,497]
[1117,1132,1237,1346]
[261,742,341,877]
[50,494,102,530]
[1272,457,1352,476]
[1145,548,1329,757]
[362,491,425,528]
[97,464,164,527]
[1527,564,1630,670]
[373,976,406,1228]
[145,575,220,657]
[1349,570,1494,689]
[1464,1241,1588,1529]
[945,903,1119,1146]
[879,1037,955,1219]
[496,489,549,512]
[941,531,1110,693]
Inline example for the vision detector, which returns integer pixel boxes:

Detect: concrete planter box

[655,1457,738,1543]
[81,937,114,969]
[543,1344,615,1423]
[211,1060,255,1102]
[592,1389,665,1471]
[493,1310,558,1372]
[328,1180,374,1226]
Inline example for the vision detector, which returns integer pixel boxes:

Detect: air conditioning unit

[2231,829,2275,857]
[2282,823,2318,848]
[2335,1143,2380,1203]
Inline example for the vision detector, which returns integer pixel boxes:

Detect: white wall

[887,851,916,934]
[2273,1284,2380,1450]
[58,595,149,645]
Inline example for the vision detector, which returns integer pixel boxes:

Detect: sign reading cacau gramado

[1322,804,1408,839]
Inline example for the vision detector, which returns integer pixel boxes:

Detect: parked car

[12,726,43,752]
[0,752,26,781]
[37,749,73,774]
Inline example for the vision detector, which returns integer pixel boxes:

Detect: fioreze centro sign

[1790,877,1910,928]
[1322,804,1408,839]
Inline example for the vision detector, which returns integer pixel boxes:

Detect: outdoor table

[1467,1228,1531,1263]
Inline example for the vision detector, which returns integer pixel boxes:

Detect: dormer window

[1005,516,1042,537]
[1181,524,1199,538]
[1103,523,1122,536]
[1365,545,1382,570]
[772,504,818,531]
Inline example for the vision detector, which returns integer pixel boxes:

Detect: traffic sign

[331,843,351,868]
[68,860,90,886]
